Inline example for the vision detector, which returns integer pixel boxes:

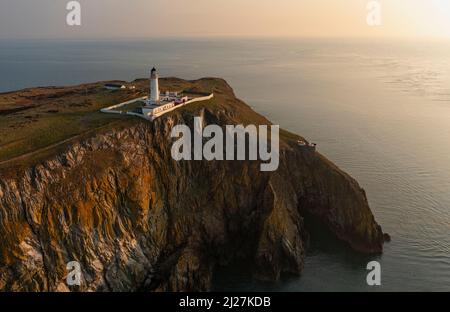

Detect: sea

[0,38,449,291]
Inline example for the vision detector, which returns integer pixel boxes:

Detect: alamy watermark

[366,1,382,26]
[66,1,81,26]
[66,261,82,286]
[171,117,279,172]
[366,261,381,286]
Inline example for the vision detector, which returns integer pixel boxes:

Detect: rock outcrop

[0,78,385,291]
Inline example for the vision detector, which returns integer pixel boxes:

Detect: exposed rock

[0,78,385,291]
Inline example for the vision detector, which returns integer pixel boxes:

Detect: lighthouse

[149,67,160,104]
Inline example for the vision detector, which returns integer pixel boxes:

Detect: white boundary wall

[100,96,147,113]
[148,94,214,121]
[100,94,214,121]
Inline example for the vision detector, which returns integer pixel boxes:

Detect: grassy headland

[0,78,214,163]
[0,77,300,169]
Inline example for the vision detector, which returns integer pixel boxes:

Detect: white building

[104,83,135,90]
[148,67,160,104]
[143,67,186,118]
[161,91,180,97]
[105,83,126,90]
[100,66,214,121]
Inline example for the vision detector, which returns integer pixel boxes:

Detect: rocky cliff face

[0,78,385,291]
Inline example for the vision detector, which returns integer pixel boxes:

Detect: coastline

[0,77,385,291]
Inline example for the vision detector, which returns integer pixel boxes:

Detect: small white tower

[149,67,160,104]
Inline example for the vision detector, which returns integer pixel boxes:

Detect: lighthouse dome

[150,67,158,79]
[149,66,160,104]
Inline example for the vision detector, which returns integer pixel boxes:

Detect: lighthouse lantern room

[149,67,160,105]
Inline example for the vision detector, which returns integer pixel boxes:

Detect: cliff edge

[0,78,385,291]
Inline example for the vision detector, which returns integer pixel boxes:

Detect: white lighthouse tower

[149,67,160,104]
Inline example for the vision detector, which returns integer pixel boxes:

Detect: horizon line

[2,34,450,42]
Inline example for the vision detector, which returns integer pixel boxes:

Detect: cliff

[0,78,385,291]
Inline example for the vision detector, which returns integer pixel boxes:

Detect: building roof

[105,83,125,88]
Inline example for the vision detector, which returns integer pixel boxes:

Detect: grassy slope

[0,77,301,170]
[0,78,195,162]
[0,82,141,162]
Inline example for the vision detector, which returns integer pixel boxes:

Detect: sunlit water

[1,38,449,291]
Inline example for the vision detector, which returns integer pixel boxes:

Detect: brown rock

[0,78,385,291]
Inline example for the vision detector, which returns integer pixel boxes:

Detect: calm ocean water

[1,38,449,291]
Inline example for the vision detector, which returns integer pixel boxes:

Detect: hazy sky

[1,0,450,39]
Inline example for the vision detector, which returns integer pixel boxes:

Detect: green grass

[0,112,131,162]
[116,100,145,113]
[0,78,202,164]
[176,98,219,114]
[0,77,298,167]
[0,85,144,163]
